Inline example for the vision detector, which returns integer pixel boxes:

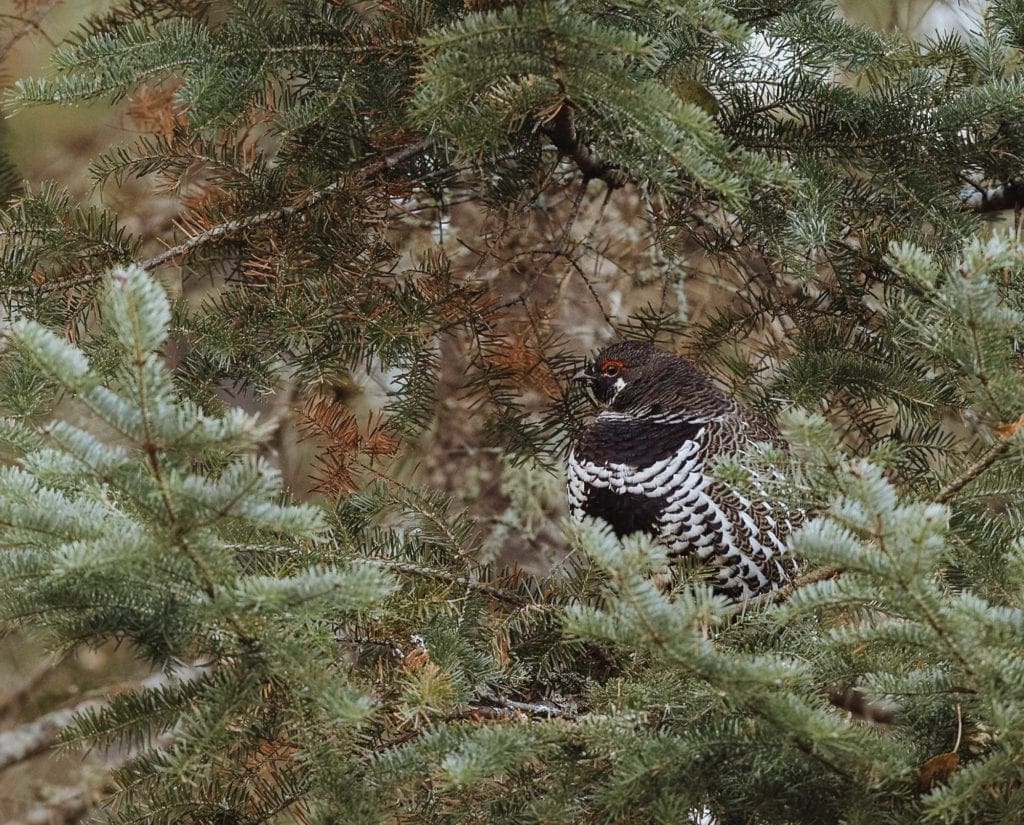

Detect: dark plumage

[567,340,797,601]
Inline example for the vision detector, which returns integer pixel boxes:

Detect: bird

[566,340,798,602]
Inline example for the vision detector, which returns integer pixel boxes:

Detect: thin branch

[365,558,527,606]
[771,565,842,603]
[552,182,588,259]
[562,251,615,328]
[934,438,1014,504]
[13,139,433,296]
[729,565,841,614]
[464,698,571,720]
[0,13,57,47]
[373,696,577,755]
[485,697,572,719]
[541,104,628,190]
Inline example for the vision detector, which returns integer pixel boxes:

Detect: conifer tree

[0,1,1023,822]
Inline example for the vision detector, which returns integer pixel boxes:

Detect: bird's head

[577,340,729,419]
[577,340,655,403]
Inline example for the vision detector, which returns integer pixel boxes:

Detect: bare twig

[553,183,588,258]
[561,252,615,328]
[12,140,433,296]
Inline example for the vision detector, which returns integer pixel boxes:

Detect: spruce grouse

[567,340,798,601]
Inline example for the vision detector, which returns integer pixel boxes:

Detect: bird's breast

[576,414,705,467]
[567,416,706,538]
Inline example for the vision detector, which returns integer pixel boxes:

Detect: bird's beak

[573,367,595,381]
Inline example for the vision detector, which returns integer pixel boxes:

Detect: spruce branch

[11,140,432,296]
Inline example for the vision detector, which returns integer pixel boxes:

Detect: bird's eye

[600,361,623,377]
